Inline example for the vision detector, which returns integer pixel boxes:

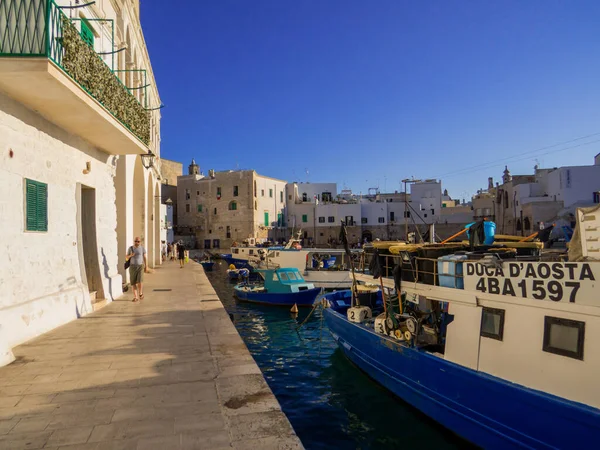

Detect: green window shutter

[25,179,47,232]
[197,204,202,212]
[37,182,48,231]
[80,20,94,48]
[264,212,269,226]
[302,214,308,223]
[26,180,38,231]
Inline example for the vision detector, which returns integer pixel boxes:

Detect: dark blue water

[207,260,472,449]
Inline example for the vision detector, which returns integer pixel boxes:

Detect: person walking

[126,237,149,302]
[178,241,186,268]
[161,240,167,262]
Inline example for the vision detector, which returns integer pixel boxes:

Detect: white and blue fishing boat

[324,208,600,449]
[233,267,322,307]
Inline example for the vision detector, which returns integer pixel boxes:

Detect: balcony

[0,0,150,155]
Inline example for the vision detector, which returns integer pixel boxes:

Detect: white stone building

[0,0,162,362]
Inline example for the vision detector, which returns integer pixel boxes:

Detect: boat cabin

[257,268,316,293]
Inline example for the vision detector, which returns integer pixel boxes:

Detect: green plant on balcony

[60,17,150,145]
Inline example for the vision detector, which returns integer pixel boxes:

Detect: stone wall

[160,159,183,186]
[0,91,122,349]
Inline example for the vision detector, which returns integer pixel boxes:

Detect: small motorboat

[227,265,250,281]
[233,267,322,307]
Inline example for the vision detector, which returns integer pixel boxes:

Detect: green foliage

[60,17,150,145]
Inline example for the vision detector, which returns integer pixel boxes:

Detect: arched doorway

[146,172,154,268]
[362,230,373,243]
[132,157,145,254]
[154,181,161,266]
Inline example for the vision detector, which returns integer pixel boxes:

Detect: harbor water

[206,260,473,449]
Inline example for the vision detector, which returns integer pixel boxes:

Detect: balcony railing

[0,0,150,145]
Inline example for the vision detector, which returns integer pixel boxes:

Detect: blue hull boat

[234,285,321,307]
[323,290,600,449]
[199,261,214,271]
[233,267,322,307]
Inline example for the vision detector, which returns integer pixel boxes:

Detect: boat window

[543,316,585,360]
[279,272,289,281]
[233,249,239,254]
[249,250,254,255]
[480,307,505,341]
[272,273,278,281]
[287,272,298,280]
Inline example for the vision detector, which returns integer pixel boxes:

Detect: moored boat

[233,267,322,307]
[323,207,600,448]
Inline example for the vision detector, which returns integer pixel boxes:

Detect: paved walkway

[0,262,303,449]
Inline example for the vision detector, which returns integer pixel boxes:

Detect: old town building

[177,161,286,249]
[0,0,161,364]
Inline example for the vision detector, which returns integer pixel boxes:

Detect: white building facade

[0,0,162,363]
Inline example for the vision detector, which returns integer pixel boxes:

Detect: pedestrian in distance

[161,240,167,262]
[126,237,149,302]
[178,241,186,268]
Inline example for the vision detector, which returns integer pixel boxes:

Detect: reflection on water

[206,260,471,450]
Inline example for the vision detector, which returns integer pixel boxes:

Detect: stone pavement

[0,261,303,450]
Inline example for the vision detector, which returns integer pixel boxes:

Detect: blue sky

[141,0,600,201]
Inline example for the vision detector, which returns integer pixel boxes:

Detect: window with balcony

[25,179,48,232]
[322,192,332,202]
[80,19,94,48]
[302,193,308,202]
[0,2,151,148]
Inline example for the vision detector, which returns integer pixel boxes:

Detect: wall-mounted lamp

[82,161,91,174]
[140,152,155,169]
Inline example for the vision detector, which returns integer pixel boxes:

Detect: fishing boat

[233,267,322,307]
[227,265,250,281]
[323,208,600,449]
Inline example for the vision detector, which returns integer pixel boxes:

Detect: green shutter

[264,212,269,226]
[302,214,308,223]
[197,204,203,212]
[37,182,48,231]
[25,179,47,232]
[26,180,37,231]
[80,20,94,48]
[277,213,282,226]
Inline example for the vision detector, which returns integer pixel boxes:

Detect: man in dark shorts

[126,237,149,302]
[178,241,186,268]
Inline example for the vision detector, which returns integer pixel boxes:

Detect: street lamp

[140,151,156,169]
